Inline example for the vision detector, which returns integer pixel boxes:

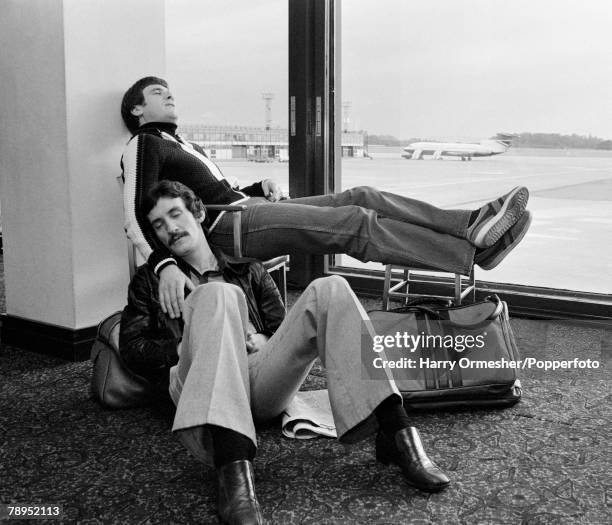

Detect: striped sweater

[120,122,265,274]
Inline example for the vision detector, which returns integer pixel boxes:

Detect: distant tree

[514,132,610,149]
[367,134,401,146]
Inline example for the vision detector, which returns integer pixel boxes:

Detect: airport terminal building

[179,123,367,161]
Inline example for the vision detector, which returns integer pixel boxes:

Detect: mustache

[168,231,188,246]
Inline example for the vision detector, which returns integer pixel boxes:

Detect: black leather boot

[217,460,263,525]
[376,427,450,492]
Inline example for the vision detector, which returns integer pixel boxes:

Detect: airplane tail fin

[494,133,517,149]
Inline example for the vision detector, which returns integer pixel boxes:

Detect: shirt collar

[137,121,179,136]
[178,246,250,278]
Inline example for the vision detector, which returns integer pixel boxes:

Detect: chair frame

[203,204,289,304]
[382,264,475,310]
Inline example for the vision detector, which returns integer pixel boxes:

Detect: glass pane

[339,0,612,295]
[166,0,288,191]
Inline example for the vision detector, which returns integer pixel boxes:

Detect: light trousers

[209,186,475,274]
[168,276,399,465]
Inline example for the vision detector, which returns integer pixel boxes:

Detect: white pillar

[0,0,166,358]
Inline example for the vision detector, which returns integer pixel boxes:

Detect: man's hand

[159,264,195,319]
[246,332,269,354]
[261,179,286,202]
[226,175,240,189]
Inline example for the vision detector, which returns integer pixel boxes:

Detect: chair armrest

[202,204,246,256]
[201,204,289,304]
[203,204,247,212]
[263,255,290,272]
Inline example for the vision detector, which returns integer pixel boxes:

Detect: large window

[167,1,612,316]
[338,0,612,297]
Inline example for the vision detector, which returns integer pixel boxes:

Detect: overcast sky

[167,0,612,141]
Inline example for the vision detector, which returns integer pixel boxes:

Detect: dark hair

[121,76,168,133]
[144,180,205,221]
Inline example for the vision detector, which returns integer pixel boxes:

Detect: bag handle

[390,295,504,330]
[445,296,504,331]
[389,297,453,313]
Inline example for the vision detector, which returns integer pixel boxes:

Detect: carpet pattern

[1,288,611,524]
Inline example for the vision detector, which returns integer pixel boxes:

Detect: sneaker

[475,210,532,270]
[467,186,529,248]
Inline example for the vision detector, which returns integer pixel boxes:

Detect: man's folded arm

[147,248,178,275]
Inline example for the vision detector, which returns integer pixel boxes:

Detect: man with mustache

[120,180,458,525]
[120,77,532,320]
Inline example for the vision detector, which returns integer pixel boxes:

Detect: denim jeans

[208,186,475,274]
[168,276,399,465]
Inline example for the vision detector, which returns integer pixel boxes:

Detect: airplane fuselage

[402,136,513,161]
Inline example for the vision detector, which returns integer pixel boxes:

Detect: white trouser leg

[249,275,400,442]
[169,282,254,465]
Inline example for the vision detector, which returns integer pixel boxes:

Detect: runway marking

[549,227,581,233]
[528,233,579,241]
[408,177,498,188]
[577,218,612,224]
[563,166,611,172]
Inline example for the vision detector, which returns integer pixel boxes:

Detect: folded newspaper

[281,389,337,439]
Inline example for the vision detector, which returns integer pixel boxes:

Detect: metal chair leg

[403,268,410,306]
[382,265,393,310]
[278,264,287,306]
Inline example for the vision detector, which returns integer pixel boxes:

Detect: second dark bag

[90,311,152,409]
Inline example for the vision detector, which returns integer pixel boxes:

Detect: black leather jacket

[119,251,286,383]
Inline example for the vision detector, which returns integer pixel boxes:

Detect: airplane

[402,133,516,161]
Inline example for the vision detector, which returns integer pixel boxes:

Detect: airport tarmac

[219,148,612,296]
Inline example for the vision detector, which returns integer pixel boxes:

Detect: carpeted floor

[1,256,611,524]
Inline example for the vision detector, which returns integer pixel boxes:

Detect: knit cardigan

[120,122,265,274]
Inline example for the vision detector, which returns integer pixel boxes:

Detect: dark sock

[374,395,412,436]
[209,425,256,469]
[467,209,480,227]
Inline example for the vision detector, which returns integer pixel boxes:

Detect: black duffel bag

[367,295,522,410]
